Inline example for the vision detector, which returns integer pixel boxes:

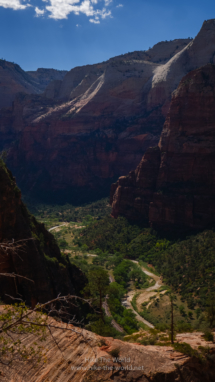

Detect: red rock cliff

[2,20,215,203]
[0,38,192,202]
[111,64,215,231]
[0,159,86,307]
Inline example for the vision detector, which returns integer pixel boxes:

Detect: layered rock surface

[1,317,215,381]
[111,64,215,231]
[0,60,67,109]
[0,160,85,307]
[2,20,215,202]
[2,38,190,202]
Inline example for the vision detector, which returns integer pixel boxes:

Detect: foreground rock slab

[1,319,215,381]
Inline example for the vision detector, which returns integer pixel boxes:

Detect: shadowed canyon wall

[111,64,215,231]
[0,160,85,307]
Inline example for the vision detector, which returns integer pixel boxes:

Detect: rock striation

[1,317,215,381]
[0,159,86,307]
[111,63,215,231]
[2,20,215,203]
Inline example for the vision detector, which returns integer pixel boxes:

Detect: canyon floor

[38,214,210,336]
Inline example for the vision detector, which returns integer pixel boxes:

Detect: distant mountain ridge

[1,20,215,203]
[0,60,67,109]
[27,67,68,92]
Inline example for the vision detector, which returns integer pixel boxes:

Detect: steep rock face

[110,147,161,222]
[111,64,215,231]
[0,60,67,109]
[2,20,215,202]
[0,159,86,306]
[0,39,193,202]
[1,318,215,381]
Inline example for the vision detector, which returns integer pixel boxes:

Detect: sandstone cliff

[2,20,215,203]
[111,63,215,231]
[0,159,86,307]
[1,317,215,381]
[0,38,192,202]
[0,60,67,109]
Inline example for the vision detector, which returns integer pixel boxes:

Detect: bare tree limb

[0,294,91,334]
[0,273,34,283]
[47,325,67,360]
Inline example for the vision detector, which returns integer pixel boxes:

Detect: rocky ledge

[1,317,215,381]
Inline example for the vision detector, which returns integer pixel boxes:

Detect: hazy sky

[0,0,215,71]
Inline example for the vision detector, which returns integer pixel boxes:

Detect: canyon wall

[0,159,85,307]
[1,20,215,203]
[111,63,215,231]
[1,38,190,202]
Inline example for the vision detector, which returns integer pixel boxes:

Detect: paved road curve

[49,224,67,232]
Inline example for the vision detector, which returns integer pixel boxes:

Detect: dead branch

[0,273,34,283]
[0,238,35,259]
[47,324,67,361]
[0,294,91,334]
[0,294,97,363]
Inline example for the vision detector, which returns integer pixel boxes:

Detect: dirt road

[124,261,163,328]
[103,299,124,333]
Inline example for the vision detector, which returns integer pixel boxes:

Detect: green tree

[129,266,146,285]
[188,311,193,319]
[113,260,133,287]
[195,308,201,319]
[81,244,88,252]
[179,305,186,316]
[206,297,215,327]
[84,267,109,321]
[108,282,125,316]
[170,294,177,344]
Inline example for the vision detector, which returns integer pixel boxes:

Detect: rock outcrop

[0,60,67,109]
[110,147,161,222]
[111,64,215,231]
[2,20,215,203]
[1,317,215,381]
[0,159,86,307]
[27,68,68,92]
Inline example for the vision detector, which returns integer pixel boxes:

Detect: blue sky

[0,0,215,71]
